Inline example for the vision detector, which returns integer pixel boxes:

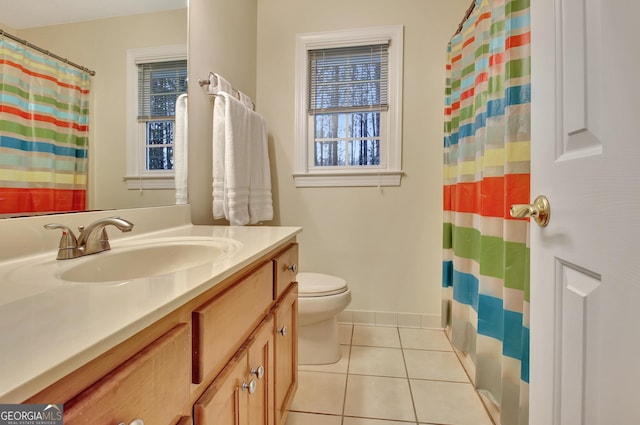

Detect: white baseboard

[338,309,442,329]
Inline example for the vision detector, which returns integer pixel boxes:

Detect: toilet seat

[297,272,348,297]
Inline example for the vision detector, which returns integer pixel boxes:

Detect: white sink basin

[0,236,242,305]
[60,237,242,283]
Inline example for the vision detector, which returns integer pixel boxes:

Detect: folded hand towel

[207,73,233,95]
[174,94,188,205]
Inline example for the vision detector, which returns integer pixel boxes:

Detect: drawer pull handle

[251,365,265,379]
[118,420,144,425]
[242,379,257,394]
[286,264,297,273]
[278,326,288,336]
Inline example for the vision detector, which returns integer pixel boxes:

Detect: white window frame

[124,44,187,190]
[294,26,404,187]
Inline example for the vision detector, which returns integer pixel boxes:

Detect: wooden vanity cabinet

[26,239,299,425]
[195,346,251,425]
[194,242,298,425]
[195,315,275,425]
[192,261,273,384]
[63,323,191,425]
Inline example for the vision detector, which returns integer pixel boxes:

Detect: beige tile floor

[286,325,494,425]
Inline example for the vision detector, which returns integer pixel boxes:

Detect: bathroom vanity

[0,206,301,425]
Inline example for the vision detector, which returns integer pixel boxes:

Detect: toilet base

[298,316,341,365]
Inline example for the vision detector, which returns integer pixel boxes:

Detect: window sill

[293,171,403,188]
[123,175,175,190]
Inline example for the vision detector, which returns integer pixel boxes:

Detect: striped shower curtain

[0,36,90,214]
[442,0,530,424]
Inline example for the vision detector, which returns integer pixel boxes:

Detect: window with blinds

[294,26,403,187]
[308,44,388,167]
[137,60,187,171]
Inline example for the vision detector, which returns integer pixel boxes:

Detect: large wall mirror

[0,0,188,215]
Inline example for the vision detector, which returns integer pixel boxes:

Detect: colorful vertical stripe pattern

[0,37,90,214]
[442,0,530,423]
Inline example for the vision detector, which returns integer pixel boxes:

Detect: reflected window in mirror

[124,45,187,190]
[138,60,187,171]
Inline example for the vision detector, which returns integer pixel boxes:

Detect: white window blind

[308,44,389,114]
[137,60,187,120]
[125,45,187,189]
[294,26,404,187]
[136,60,187,172]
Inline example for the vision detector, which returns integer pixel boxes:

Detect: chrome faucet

[44,217,134,259]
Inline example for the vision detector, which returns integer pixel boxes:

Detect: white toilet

[297,272,351,365]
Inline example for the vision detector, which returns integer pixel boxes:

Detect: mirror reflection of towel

[174,94,188,205]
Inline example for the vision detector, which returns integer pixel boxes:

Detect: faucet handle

[98,227,111,251]
[77,224,112,251]
[44,223,82,260]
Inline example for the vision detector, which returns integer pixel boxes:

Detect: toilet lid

[297,272,348,297]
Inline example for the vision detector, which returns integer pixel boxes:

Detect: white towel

[207,73,233,95]
[174,94,188,205]
[212,93,252,225]
[237,90,254,110]
[247,109,273,223]
[212,94,226,219]
[211,92,273,225]
[223,94,251,225]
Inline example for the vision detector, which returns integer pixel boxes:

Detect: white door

[530,1,640,424]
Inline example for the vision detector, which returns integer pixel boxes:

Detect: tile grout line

[397,327,420,425]
[339,324,354,425]
[290,325,495,425]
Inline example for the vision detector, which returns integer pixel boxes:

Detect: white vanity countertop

[0,222,301,402]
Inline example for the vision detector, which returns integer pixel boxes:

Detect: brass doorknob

[510,195,550,227]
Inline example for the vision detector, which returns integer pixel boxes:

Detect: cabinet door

[273,284,298,425]
[64,323,191,425]
[194,348,250,425]
[247,315,275,425]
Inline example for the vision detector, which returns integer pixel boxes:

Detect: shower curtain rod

[455,0,476,35]
[0,29,95,76]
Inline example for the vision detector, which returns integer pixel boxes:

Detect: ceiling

[0,0,187,29]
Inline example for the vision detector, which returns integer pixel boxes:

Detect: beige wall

[255,0,469,319]
[185,0,469,319]
[187,0,257,224]
[17,9,188,210]
[0,23,17,32]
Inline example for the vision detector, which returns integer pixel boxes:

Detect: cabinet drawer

[193,261,273,384]
[64,323,191,425]
[273,243,298,300]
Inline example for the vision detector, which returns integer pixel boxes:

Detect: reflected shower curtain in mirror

[442,0,530,424]
[0,36,90,214]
